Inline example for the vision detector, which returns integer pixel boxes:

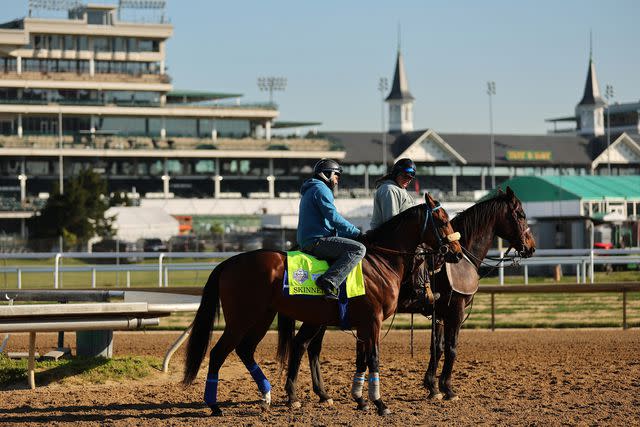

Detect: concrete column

[161,175,170,198]
[17,56,21,75]
[20,218,26,238]
[364,165,369,193]
[160,117,166,139]
[481,167,486,191]
[214,175,222,198]
[89,58,95,76]
[267,158,275,198]
[265,120,271,142]
[17,113,23,138]
[18,173,27,204]
[160,94,166,106]
[451,163,457,196]
[211,120,217,142]
[267,175,275,198]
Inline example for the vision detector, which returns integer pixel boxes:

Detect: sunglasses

[402,168,416,178]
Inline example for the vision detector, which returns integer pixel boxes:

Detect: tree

[30,169,113,249]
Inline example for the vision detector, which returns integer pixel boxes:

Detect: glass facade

[29,34,160,54]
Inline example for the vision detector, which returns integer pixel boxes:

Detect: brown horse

[182,193,463,416]
[281,186,536,408]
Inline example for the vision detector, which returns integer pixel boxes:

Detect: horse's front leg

[307,326,332,404]
[364,323,391,416]
[285,322,323,408]
[351,339,369,411]
[423,320,444,400]
[438,298,465,400]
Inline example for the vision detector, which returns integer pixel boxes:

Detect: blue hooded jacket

[297,178,360,248]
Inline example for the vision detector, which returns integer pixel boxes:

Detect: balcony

[0,71,171,85]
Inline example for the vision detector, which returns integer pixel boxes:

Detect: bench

[0,289,200,388]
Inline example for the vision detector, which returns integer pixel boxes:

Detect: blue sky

[4,0,640,134]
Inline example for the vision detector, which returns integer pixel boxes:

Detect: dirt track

[2,329,640,426]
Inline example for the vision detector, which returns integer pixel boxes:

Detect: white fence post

[126,270,131,288]
[576,263,580,283]
[499,250,504,285]
[590,249,595,284]
[158,253,165,288]
[91,268,96,288]
[524,265,528,285]
[54,253,62,289]
[17,268,22,289]
[164,266,169,287]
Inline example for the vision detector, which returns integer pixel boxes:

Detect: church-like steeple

[386,47,414,133]
[577,57,606,107]
[575,36,606,137]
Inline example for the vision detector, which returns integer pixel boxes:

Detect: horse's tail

[183,260,225,385]
[276,312,295,370]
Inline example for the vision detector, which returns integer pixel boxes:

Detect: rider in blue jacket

[297,159,366,300]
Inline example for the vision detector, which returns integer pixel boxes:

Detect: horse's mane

[452,193,514,245]
[364,203,424,245]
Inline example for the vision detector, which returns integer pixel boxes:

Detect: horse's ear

[424,192,436,208]
[496,187,504,195]
[506,186,515,199]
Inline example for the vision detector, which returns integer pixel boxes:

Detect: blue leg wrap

[204,374,218,406]
[246,362,271,394]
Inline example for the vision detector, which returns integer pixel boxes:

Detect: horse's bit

[422,203,461,255]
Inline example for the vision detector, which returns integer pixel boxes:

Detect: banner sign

[505,150,552,161]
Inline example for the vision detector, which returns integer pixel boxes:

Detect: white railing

[1,248,639,288]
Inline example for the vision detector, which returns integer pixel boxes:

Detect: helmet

[391,158,416,178]
[313,158,343,184]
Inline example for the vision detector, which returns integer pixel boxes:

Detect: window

[63,35,75,51]
[34,35,44,49]
[113,37,125,52]
[87,10,112,25]
[93,37,110,52]
[77,36,88,51]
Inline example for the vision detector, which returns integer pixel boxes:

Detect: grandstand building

[0,0,339,211]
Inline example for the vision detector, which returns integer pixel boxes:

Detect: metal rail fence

[0,248,639,289]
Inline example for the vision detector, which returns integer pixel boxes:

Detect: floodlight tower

[487,81,496,189]
[257,77,287,105]
[378,77,389,172]
[605,84,614,175]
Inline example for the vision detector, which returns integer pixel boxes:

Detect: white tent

[105,206,179,242]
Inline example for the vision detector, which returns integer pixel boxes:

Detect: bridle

[422,203,461,256]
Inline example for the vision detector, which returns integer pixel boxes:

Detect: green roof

[487,176,640,202]
[166,90,242,103]
[272,121,322,129]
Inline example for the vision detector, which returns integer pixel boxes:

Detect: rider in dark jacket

[297,159,366,300]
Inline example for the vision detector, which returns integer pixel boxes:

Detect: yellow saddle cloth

[286,251,365,298]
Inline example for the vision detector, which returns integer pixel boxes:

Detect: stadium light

[605,84,614,175]
[487,81,496,189]
[378,77,389,173]
[257,77,287,105]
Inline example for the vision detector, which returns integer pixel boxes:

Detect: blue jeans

[303,236,366,289]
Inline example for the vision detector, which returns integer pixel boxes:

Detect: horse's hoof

[378,407,391,416]
[444,395,459,402]
[355,398,369,411]
[260,402,270,412]
[209,405,223,416]
[320,398,333,406]
[373,399,391,416]
[288,401,302,409]
[427,392,443,400]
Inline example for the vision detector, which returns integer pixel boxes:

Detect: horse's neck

[461,214,498,266]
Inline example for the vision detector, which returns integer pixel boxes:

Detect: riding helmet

[391,158,416,177]
[313,158,343,184]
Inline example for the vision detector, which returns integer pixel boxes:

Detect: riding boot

[316,277,339,300]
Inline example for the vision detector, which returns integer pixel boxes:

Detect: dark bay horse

[182,193,463,416]
[281,186,536,408]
